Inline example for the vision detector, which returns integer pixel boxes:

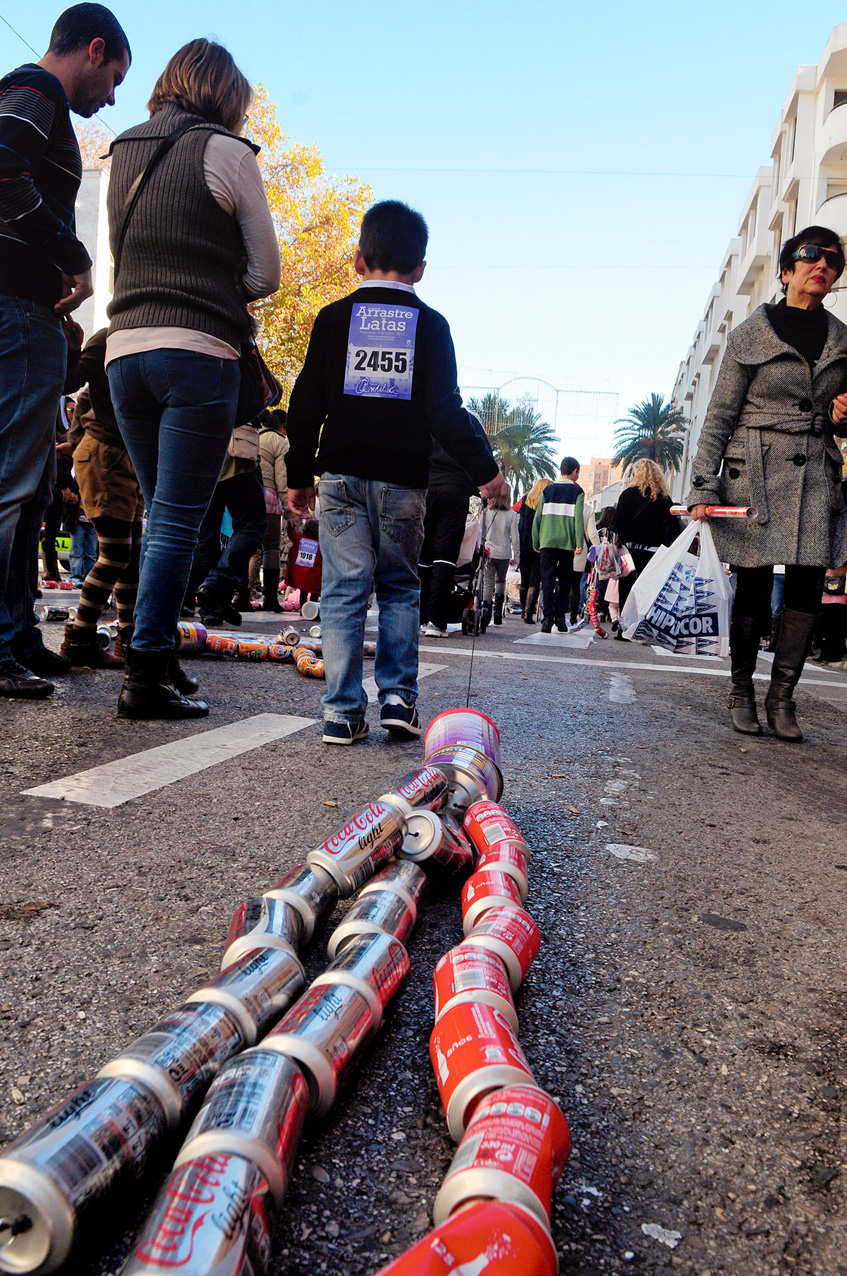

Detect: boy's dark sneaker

[196,585,242,627]
[322,718,369,745]
[16,645,71,676]
[380,696,421,739]
[0,659,54,699]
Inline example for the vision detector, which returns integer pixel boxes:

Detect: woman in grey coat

[687,225,847,742]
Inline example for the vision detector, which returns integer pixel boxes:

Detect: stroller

[460,511,492,636]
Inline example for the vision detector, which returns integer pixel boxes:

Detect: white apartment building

[672,22,847,499]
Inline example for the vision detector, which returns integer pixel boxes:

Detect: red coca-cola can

[175,1051,310,1206]
[327,888,416,958]
[222,895,303,968]
[378,766,450,820]
[186,946,306,1045]
[264,863,338,942]
[306,801,405,897]
[372,1199,558,1276]
[475,843,529,903]
[461,869,524,934]
[122,1152,272,1275]
[312,932,410,1029]
[263,982,376,1116]
[433,1085,571,1229]
[433,945,518,1033]
[361,859,429,914]
[462,905,541,992]
[463,800,531,859]
[429,1002,538,1141]
[398,811,475,880]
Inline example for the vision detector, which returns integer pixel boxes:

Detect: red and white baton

[670,505,756,518]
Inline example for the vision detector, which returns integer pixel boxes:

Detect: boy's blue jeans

[108,349,239,652]
[70,523,98,582]
[318,474,425,723]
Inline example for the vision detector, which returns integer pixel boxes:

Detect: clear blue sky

[5,1,847,459]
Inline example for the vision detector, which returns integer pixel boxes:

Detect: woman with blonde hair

[611,459,681,631]
[105,39,281,718]
[518,477,552,623]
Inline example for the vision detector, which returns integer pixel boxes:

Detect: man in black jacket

[286,201,505,744]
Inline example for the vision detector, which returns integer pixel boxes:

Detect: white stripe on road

[609,673,636,704]
[363,662,447,705]
[22,713,317,809]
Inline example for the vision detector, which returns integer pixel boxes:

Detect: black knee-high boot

[728,615,763,735]
[765,609,817,743]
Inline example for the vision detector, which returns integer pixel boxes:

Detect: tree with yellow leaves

[76,87,372,400]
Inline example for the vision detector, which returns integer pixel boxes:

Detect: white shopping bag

[619,521,733,657]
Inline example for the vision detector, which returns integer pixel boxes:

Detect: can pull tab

[0,1212,33,1248]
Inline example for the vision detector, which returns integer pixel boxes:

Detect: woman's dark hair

[596,505,616,530]
[778,225,844,292]
[148,40,251,135]
[359,201,428,275]
[48,3,131,63]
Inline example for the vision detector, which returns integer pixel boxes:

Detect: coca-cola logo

[136,1156,230,1265]
[323,804,384,852]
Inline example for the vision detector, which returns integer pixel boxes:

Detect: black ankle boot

[728,615,763,735]
[765,609,817,742]
[262,567,283,613]
[118,647,209,720]
[524,586,538,623]
[519,586,527,619]
[493,593,504,625]
[169,652,200,696]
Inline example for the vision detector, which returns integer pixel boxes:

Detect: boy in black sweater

[287,200,505,744]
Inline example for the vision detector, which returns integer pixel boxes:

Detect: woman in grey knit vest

[105,40,281,719]
[687,225,847,743]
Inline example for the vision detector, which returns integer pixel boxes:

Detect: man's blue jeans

[108,349,240,652]
[70,522,99,583]
[319,474,425,723]
[0,297,66,662]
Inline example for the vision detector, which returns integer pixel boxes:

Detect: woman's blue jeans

[319,474,426,722]
[108,349,239,652]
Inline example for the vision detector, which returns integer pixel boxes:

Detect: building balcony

[816,191,847,237]
[820,102,847,166]
[736,252,770,295]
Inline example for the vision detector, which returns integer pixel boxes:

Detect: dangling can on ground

[461,904,541,992]
[423,708,501,768]
[186,947,306,1044]
[312,932,410,1029]
[222,896,304,969]
[433,1085,571,1229]
[423,745,503,810]
[306,801,405,897]
[263,864,339,943]
[174,1052,310,1206]
[429,1002,539,1141]
[433,945,518,1032]
[372,1199,558,1276]
[0,1075,167,1276]
[461,869,524,934]
[174,620,207,653]
[262,983,376,1117]
[122,1152,273,1276]
[360,860,428,914]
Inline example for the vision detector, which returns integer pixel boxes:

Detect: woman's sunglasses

[792,244,843,271]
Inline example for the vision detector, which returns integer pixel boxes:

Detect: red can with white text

[434,1085,571,1229]
[222,896,303,968]
[312,932,410,1028]
[462,905,541,992]
[463,800,531,859]
[264,863,338,942]
[433,945,518,1032]
[475,843,529,902]
[373,1199,558,1276]
[429,1002,538,1140]
[461,869,523,934]
[306,800,405,897]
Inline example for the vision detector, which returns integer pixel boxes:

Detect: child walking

[480,489,519,625]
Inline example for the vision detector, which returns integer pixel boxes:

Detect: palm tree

[613,393,687,475]
[466,392,513,437]
[481,398,558,495]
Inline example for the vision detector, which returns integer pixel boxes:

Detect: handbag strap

[112,123,206,280]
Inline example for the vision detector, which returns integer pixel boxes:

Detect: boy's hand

[479,472,508,502]
[832,393,847,424]
[575,546,583,555]
[55,270,93,316]
[62,315,85,351]
[288,486,316,518]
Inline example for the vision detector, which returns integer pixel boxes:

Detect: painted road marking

[609,673,636,704]
[418,644,845,687]
[363,662,447,705]
[515,630,594,650]
[22,713,316,809]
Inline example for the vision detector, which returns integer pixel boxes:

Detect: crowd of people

[2,6,847,751]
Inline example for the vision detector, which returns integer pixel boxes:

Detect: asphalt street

[1,598,847,1276]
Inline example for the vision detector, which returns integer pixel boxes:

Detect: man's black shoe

[196,585,242,627]
[16,646,71,676]
[0,659,54,699]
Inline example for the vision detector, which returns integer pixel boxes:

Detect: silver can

[312,932,410,1028]
[176,1052,310,1206]
[263,864,338,943]
[377,765,450,820]
[326,889,416,958]
[222,897,303,969]
[262,983,375,1117]
[36,606,73,623]
[360,859,428,913]
[0,1075,166,1275]
[306,801,405,897]
[187,948,306,1046]
[122,1152,272,1276]
[398,811,476,879]
[279,625,301,646]
[423,745,504,810]
[309,624,322,639]
[95,626,111,650]
[300,600,319,621]
[99,1002,247,1131]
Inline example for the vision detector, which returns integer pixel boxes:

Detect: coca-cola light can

[264,864,338,942]
[360,860,428,913]
[327,889,417,958]
[378,766,450,820]
[398,811,475,879]
[306,801,405,897]
[187,947,306,1044]
[312,932,409,1029]
[222,897,304,969]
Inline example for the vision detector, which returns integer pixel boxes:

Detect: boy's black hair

[778,225,844,290]
[560,456,580,476]
[359,200,428,275]
[47,4,131,63]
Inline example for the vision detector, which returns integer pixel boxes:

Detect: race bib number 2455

[343,301,419,400]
